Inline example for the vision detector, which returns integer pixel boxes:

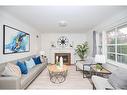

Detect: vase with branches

[75,42,89,60]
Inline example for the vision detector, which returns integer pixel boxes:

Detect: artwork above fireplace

[55,53,71,65]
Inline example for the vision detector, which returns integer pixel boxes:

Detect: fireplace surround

[55,53,71,65]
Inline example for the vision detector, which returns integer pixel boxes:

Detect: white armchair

[75,57,95,78]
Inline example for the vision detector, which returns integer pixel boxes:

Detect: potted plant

[75,42,89,60]
[96,63,103,71]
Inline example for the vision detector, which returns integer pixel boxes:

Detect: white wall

[41,33,88,64]
[0,10,41,63]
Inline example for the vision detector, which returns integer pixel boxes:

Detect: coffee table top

[48,64,68,72]
[91,65,111,74]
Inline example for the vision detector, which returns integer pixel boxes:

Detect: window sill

[107,59,127,69]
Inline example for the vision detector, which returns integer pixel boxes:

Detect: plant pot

[96,69,101,72]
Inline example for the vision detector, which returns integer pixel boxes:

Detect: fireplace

[55,53,71,65]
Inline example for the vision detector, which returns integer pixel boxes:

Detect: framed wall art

[3,25,30,54]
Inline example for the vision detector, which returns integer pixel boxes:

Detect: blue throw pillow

[33,56,41,65]
[16,61,28,74]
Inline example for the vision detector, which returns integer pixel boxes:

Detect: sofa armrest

[0,76,21,89]
[92,75,114,90]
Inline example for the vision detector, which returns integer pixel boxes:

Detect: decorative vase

[96,69,101,72]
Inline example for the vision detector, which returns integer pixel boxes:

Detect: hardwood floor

[27,65,92,89]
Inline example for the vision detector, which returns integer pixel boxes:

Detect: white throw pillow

[25,58,35,70]
[2,63,21,78]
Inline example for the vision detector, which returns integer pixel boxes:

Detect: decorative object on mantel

[75,41,89,60]
[69,41,74,48]
[36,35,39,38]
[57,36,69,48]
[50,41,56,47]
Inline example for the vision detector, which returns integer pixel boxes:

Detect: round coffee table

[48,64,68,84]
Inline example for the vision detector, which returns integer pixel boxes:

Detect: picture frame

[3,25,30,54]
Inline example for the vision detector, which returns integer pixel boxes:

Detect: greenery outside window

[107,46,115,52]
[107,29,116,62]
[117,54,127,64]
[107,30,116,44]
[107,53,116,61]
[117,45,127,54]
[106,25,127,65]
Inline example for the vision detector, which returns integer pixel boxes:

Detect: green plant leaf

[75,41,89,60]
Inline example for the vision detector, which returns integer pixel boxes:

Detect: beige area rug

[27,65,92,89]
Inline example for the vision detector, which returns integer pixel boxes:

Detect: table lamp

[95,55,106,65]
[40,51,45,57]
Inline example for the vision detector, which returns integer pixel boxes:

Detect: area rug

[27,65,92,89]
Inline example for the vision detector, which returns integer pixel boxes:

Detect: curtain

[92,31,97,57]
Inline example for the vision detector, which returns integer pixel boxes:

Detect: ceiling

[1,6,127,33]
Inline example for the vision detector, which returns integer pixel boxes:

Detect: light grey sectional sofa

[0,55,47,89]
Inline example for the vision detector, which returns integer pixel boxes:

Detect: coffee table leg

[49,71,67,84]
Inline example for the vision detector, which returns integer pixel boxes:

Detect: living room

[0,2,127,93]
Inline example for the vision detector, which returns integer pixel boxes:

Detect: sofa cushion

[108,68,127,89]
[17,61,28,74]
[2,63,21,78]
[25,58,35,70]
[21,68,37,88]
[33,56,41,65]
[20,64,43,88]
[92,75,114,90]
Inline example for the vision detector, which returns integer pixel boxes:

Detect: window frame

[106,24,127,65]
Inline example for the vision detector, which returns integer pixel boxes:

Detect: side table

[90,64,111,78]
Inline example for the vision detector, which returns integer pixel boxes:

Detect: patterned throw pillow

[2,63,21,78]
[25,58,35,70]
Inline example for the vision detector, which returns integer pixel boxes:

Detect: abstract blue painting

[3,25,30,54]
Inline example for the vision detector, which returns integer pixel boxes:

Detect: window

[106,25,127,64]
[107,29,116,61]
[107,30,116,44]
